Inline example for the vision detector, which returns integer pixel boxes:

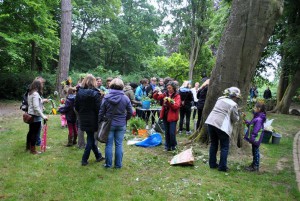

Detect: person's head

[254,101,266,114]
[81,74,97,89]
[109,78,125,90]
[223,87,242,100]
[30,79,44,95]
[181,81,189,88]
[201,72,207,78]
[96,77,102,87]
[164,77,173,85]
[140,78,149,87]
[194,82,200,88]
[166,81,177,94]
[106,77,113,88]
[35,76,46,87]
[150,77,157,85]
[129,82,138,90]
[67,87,76,96]
[159,78,164,86]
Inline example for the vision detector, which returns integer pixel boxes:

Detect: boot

[246,166,259,172]
[66,136,73,147]
[30,146,41,155]
[73,134,78,145]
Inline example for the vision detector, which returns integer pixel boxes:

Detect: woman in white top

[26,79,48,154]
[205,87,241,172]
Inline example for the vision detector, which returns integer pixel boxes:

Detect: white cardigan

[27,91,47,119]
[205,96,239,136]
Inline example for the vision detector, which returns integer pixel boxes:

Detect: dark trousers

[163,119,177,150]
[207,125,230,171]
[196,108,203,129]
[82,131,102,163]
[27,121,41,148]
[252,144,260,167]
[179,106,191,131]
[192,102,198,119]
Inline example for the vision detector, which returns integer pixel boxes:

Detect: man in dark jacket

[263,87,272,99]
[75,74,104,166]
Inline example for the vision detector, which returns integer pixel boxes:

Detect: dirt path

[0,101,23,119]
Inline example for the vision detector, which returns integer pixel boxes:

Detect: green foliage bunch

[0,72,57,100]
[128,117,146,131]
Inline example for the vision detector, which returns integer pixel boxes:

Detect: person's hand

[158,91,162,95]
[43,99,49,103]
[44,116,48,121]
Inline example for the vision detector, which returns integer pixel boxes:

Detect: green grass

[0,109,300,200]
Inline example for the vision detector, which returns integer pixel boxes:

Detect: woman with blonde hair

[99,78,133,168]
[75,74,104,166]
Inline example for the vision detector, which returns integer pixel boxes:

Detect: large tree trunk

[272,68,300,114]
[276,60,290,102]
[190,0,283,149]
[56,0,72,96]
[188,37,200,80]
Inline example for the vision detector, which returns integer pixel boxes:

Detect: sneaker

[81,161,88,166]
[178,130,182,134]
[186,131,192,135]
[96,156,105,162]
[245,166,259,172]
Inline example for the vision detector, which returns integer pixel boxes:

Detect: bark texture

[190,0,283,148]
[56,0,72,96]
[272,68,300,114]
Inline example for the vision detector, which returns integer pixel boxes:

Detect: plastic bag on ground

[135,133,162,147]
[170,148,194,166]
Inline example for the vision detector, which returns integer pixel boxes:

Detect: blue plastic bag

[135,133,162,147]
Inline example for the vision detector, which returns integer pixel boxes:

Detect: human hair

[29,79,43,95]
[67,87,76,96]
[166,81,177,92]
[129,82,138,90]
[96,77,102,81]
[255,102,266,114]
[164,77,173,85]
[140,78,149,85]
[109,78,124,90]
[81,74,97,89]
[106,77,113,82]
[151,77,157,82]
[181,81,189,88]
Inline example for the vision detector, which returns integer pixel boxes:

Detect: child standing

[58,87,78,146]
[243,102,266,172]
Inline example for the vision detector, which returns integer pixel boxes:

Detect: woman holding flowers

[153,81,181,151]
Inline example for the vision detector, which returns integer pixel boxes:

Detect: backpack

[20,90,29,112]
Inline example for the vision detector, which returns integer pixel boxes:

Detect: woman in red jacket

[153,81,181,151]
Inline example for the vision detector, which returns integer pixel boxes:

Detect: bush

[0,72,57,100]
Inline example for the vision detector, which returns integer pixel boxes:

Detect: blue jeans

[207,125,230,171]
[163,119,177,150]
[82,131,102,163]
[105,126,126,168]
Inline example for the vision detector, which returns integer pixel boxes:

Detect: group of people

[25,74,266,172]
[250,86,273,101]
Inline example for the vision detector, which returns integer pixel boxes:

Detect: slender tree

[190,0,283,148]
[56,0,72,95]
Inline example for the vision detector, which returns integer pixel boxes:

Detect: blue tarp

[135,133,162,147]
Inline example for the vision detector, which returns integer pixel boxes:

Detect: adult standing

[178,81,194,134]
[135,78,149,119]
[191,82,200,119]
[26,79,48,154]
[263,86,272,99]
[99,78,133,168]
[75,74,104,166]
[196,79,210,129]
[153,81,181,151]
[205,87,241,172]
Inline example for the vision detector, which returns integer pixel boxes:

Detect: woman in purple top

[99,78,133,168]
[243,102,266,172]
